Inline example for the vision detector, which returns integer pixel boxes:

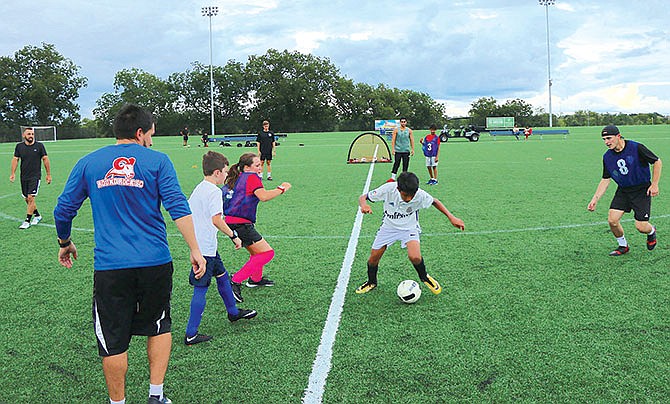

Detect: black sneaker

[184,334,212,346]
[609,245,630,256]
[148,395,172,404]
[246,277,274,287]
[228,308,258,322]
[647,229,657,251]
[231,281,243,303]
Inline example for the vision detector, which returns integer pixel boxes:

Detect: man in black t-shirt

[10,127,52,229]
[256,120,276,180]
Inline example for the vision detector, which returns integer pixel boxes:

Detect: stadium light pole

[539,0,554,127]
[202,6,218,137]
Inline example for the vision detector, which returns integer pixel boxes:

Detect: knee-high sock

[232,250,275,283]
[215,273,238,316]
[367,263,379,284]
[185,286,208,337]
[413,258,428,281]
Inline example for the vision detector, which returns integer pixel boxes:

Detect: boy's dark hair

[113,104,155,140]
[202,151,229,176]
[429,124,437,130]
[397,172,419,196]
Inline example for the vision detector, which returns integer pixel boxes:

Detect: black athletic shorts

[92,262,173,357]
[189,252,228,287]
[20,178,40,198]
[228,223,263,247]
[610,185,652,222]
[260,152,272,162]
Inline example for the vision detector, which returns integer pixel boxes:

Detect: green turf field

[1,126,669,402]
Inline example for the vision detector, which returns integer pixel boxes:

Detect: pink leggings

[231,250,275,283]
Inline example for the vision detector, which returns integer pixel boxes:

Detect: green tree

[245,49,340,132]
[0,43,87,128]
[468,97,499,126]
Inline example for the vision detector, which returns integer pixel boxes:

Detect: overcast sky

[2,0,669,120]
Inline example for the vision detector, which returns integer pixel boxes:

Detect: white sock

[391,173,396,180]
[267,172,271,177]
[110,399,125,404]
[149,383,164,399]
[648,226,656,236]
[616,236,627,247]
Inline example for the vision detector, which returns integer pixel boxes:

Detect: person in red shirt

[420,125,440,185]
[222,153,291,302]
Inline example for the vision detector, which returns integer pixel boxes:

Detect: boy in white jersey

[184,151,257,346]
[356,171,465,295]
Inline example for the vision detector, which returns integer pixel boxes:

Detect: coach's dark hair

[225,152,257,188]
[113,104,155,140]
[202,151,229,176]
[397,172,419,196]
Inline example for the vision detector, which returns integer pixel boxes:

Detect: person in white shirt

[184,151,258,346]
[355,171,465,295]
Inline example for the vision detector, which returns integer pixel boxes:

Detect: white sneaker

[30,215,42,225]
[19,221,30,229]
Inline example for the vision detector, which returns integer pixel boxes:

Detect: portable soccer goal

[347,132,392,164]
[20,126,57,142]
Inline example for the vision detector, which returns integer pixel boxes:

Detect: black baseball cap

[601,125,620,136]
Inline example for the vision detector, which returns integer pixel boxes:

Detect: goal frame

[20,126,57,142]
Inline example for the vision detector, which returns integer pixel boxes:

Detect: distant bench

[208,133,287,147]
[489,129,569,140]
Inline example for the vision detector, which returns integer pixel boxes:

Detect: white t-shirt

[367,182,434,230]
[188,180,223,257]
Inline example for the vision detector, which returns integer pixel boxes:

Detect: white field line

[302,145,379,404]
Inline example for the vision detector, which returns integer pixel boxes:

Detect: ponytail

[225,152,258,188]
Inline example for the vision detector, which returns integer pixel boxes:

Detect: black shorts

[21,178,40,198]
[260,152,272,162]
[92,262,173,357]
[189,253,228,287]
[228,223,263,247]
[610,186,652,222]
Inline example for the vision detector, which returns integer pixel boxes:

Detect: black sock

[413,258,428,281]
[33,209,40,217]
[367,263,378,284]
[26,214,33,222]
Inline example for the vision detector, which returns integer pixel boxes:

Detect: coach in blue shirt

[54,104,206,404]
[587,125,662,256]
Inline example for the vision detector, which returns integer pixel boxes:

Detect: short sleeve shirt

[189,180,224,257]
[367,182,434,230]
[14,141,47,180]
[256,130,275,154]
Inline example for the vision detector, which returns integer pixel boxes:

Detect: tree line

[1,43,667,142]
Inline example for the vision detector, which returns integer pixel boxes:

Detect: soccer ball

[397,280,421,304]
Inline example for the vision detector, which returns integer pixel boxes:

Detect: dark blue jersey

[54,143,191,270]
[602,140,658,188]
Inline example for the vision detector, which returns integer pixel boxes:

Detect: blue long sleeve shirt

[54,143,191,270]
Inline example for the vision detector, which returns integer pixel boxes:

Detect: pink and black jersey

[223,172,263,223]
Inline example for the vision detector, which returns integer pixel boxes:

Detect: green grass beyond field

[0,125,668,402]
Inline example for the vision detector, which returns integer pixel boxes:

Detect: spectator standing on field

[184,151,257,346]
[54,104,206,404]
[201,132,209,148]
[389,117,414,181]
[180,126,190,147]
[256,120,276,180]
[587,125,662,256]
[222,152,291,303]
[10,127,52,229]
[420,124,440,185]
[355,171,464,295]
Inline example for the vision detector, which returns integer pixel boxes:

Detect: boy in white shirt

[185,151,257,346]
[355,171,465,295]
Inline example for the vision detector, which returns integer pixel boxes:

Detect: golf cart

[439,123,481,142]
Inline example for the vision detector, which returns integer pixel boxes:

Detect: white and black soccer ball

[397,280,421,304]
